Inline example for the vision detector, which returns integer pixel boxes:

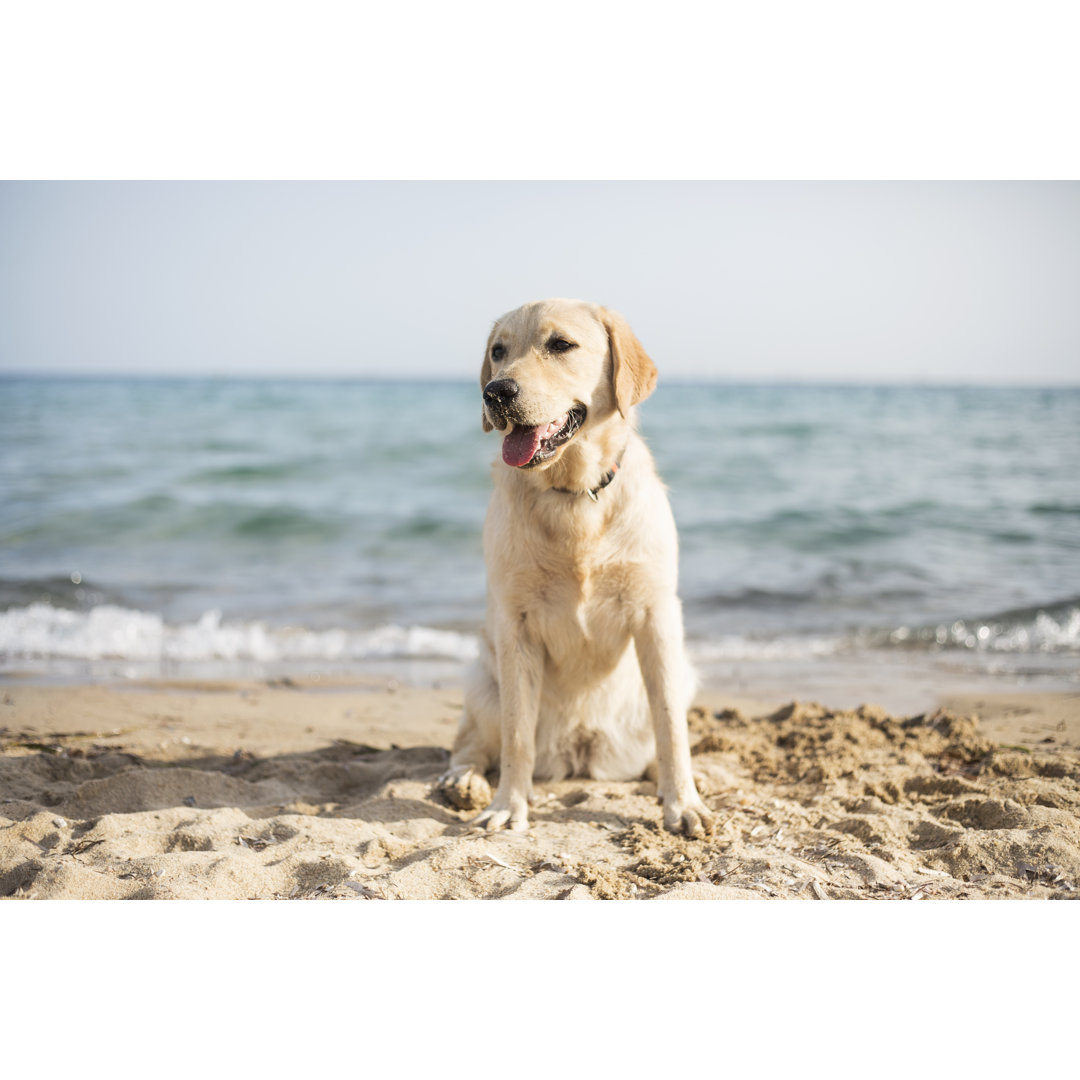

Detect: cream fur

[443,299,713,837]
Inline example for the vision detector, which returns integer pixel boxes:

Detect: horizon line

[3,370,1079,391]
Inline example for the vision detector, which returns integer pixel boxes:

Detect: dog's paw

[662,795,715,839]
[437,766,493,812]
[469,790,531,833]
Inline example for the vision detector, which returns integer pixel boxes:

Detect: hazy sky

[1,181,1078,383]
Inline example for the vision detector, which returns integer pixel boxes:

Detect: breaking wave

[874,601,1080,654]
[0,603,480,665]
[1,596,1076,676]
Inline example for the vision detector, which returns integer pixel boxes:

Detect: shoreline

[3,649,1077,719]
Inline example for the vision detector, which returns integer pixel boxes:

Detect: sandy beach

[2,678,1077,900]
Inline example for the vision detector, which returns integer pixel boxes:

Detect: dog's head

[479,299,658,470]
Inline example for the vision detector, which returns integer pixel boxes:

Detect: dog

[439,299,713,838]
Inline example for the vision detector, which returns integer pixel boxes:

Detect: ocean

[2,377,1078,701]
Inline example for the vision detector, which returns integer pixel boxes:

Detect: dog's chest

[528,549,634,664]
[487,481,661,668]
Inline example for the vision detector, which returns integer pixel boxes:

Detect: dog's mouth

[501,404,586,468]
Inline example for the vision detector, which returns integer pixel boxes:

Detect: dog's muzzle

[483,378,520,425]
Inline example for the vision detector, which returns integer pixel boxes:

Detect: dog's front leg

[470,612,543,832]
[634,597,715,839]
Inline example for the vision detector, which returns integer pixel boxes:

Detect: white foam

[0,603,480,664]
[4,600,1076,674]
[931,608,1080,653]
[688,635,845,662]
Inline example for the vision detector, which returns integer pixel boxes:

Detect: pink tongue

[502,424,543,467]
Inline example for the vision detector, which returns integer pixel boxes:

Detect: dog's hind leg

[437,659,500,811]
[439,725,494,812]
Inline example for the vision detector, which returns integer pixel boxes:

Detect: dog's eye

[547,338,577,354]
[491,344,506,362]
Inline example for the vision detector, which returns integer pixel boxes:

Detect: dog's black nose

[483,379,520,406]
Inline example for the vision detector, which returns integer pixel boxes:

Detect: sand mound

[2,686,1078,899]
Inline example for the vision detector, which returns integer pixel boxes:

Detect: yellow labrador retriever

[440,298,713,837]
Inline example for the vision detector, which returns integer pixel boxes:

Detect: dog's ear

[601,307,658,417]
[480,325,495,433]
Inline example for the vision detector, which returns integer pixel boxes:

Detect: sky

[1,181,1078,384]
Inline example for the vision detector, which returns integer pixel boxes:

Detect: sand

[2,678,1078,900]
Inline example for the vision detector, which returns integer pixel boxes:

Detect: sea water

[1,377,1078,696]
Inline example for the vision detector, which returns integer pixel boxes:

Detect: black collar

[552,459,621,502]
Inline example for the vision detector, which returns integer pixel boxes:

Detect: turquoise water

[1,377,1078,686]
